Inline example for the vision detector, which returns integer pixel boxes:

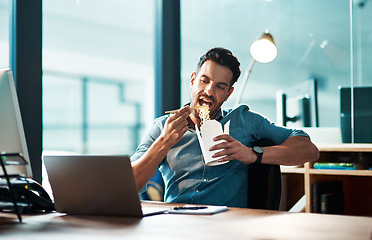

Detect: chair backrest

[247,139,281,210]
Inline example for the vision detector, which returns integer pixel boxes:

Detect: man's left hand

[209,134,255,164]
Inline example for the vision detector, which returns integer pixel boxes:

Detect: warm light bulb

[250,38,277,63]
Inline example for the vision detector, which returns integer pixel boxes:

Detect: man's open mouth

[198,98,212,107]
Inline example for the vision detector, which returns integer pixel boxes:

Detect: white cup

[196,120,230,166]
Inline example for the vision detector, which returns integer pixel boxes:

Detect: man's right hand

[131,106,191,190]
[160,106,192,147]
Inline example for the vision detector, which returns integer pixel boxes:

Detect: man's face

[190,60,234,120]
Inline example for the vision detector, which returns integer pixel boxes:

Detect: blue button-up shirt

[131,105,309,208]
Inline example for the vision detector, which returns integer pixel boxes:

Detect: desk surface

[1,201,371,240]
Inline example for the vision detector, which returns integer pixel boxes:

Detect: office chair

[139,169,164,202]
[247,138,282,210]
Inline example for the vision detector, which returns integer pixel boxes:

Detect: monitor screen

[276,79,319,128]
[340,86,372,143]
[0,69,32,177]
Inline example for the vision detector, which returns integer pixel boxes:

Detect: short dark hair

[196,47,241,87]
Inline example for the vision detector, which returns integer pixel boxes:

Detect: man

[131,47,319,208]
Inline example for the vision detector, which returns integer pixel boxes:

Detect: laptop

[43,155,167,217]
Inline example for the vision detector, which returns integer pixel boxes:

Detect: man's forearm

[261,136,319,166]
[132,107,191,190]
[131,136,171,191]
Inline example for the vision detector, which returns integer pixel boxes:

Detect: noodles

[199,105,210,126]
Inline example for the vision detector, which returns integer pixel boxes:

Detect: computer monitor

[0,69,32,177]
[340,86,372,143]
[276,79,319,128]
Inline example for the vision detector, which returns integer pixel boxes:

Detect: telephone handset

[0,176,55,213]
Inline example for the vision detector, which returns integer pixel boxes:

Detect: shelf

[316,143,372,152]
[281,167,372,177]
[280,166,305,174]
[281,145,372,216]
[309,169,372,176]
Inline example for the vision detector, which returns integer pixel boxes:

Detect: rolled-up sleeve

[231,105,311,146]
[130,116,167,162]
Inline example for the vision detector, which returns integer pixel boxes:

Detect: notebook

[43,155,167,217]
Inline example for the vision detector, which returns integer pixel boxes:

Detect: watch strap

[252,146,263,164]
[255,153,263,164]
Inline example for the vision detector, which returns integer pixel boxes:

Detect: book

[314,162,355,170]
[320,192,344,214]
[311,181,343,214]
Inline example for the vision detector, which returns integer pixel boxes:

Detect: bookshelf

[280,144,372,216]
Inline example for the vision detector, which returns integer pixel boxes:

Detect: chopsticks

[165,105,207,114]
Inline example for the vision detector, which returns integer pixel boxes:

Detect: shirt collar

[215,109,224,122]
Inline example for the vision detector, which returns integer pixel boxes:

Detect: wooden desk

[1,201,371,240]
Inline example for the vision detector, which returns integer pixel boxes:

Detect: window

[43,1,155,155]
[0,0,9,68]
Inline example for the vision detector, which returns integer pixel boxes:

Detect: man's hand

[209,135,319,166]
[132,106,192,190]
[159,106,192,148]
[209,134,256,164]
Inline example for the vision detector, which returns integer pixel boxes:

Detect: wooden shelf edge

[280,166,305,174]
[309,169,372,176]
[316,143,372,152]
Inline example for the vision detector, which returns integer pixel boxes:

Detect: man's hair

[196,47,241,87]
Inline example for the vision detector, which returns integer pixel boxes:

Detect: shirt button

[203,179,207,182]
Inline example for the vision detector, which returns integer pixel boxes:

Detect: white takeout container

[196,120,230,166]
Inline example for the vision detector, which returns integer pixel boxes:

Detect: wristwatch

[252,146,264,164]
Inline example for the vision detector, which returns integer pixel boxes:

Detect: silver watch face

[253,146,263,154]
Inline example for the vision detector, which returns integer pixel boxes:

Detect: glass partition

[348,1,372,143]
[181,0,371,143]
